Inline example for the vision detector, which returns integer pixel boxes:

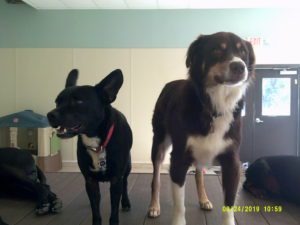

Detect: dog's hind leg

[218,150,240,225]
[148,134,170,218]
[121,156,131,211]
[195,167,213,210]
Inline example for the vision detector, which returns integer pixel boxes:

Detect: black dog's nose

[47,111,59,125]
[230,61,245,74]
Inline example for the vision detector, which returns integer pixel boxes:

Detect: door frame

[240,64,300,163]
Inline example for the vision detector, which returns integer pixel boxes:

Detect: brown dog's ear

[95,69,124,104]
[65,69,78,88]
[186,35,207,69]
[245,41,256,72]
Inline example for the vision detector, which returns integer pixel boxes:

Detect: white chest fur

[187,113,234,165]
[81,134,104,172]
[206,84,247,114]
[187,82,246,164]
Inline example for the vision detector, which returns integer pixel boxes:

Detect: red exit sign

[247,37,262,46]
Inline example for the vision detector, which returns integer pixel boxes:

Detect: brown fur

[148,32,255,222]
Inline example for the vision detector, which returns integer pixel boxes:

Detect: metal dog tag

[98,149,107,172]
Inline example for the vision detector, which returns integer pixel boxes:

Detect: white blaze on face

[225,56,248,86]
[205,56,249,115]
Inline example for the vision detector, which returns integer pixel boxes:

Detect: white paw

[199,200,213,211]
[148,206,160,218]
[222,211,235,225]
[172,213,186,225]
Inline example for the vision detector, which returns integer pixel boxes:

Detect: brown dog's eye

[212,49,223,57]
[240,49,247,58]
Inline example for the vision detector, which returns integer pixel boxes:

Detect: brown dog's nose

[230,61,245,74]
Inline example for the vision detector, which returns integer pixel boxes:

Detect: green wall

[0,1,299,48]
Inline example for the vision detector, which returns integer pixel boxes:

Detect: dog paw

[148,206,161,218]
[172,213,186,225]
[200,200,213,211]
[92,221,102,225]
[50,198,63,213]
[247,187,266,199]
[36,203,50,215]
[109,218,118,225]
[121,198,131,211]
[222,211,235,225]
[109,223,118,225]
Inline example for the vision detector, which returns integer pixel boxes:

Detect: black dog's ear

[95,69,124,104]
[186,35,207,69]
[65,69,79,88]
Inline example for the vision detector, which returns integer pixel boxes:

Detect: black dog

[148,32,255,225]
[244,155,300,205]
[0,217,9,225]
[47,69,132,225]
[0,148,62,215]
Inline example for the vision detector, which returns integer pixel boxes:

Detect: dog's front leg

[85,178,101,225]
[218,150,240,225]
[109,177,123,225]
[170,151,190,225]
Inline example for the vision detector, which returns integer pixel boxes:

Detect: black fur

[47,69,132,225]
[0,217,9,225]
[244,156,300,205]
[0,148,62,216]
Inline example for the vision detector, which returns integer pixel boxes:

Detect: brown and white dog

[147,32,255,225]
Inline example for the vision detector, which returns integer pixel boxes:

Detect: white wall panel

[0,48,16,116]
[131,48,187,164]
[16,48,75,161]
[73,49,131,124]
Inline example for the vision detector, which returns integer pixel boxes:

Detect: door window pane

[262,78,291,116]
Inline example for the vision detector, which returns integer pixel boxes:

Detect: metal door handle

[255,118,264,123]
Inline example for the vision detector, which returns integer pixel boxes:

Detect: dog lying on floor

[244,155,300,205]
[0,148,62,215]
[47,69,132,225]
[147,32,255,225]
[0,217,9,225]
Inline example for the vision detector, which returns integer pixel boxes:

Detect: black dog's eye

[72,96,84,104]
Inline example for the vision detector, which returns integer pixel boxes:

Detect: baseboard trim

[59,161,170,173]
[60,161,221,173]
